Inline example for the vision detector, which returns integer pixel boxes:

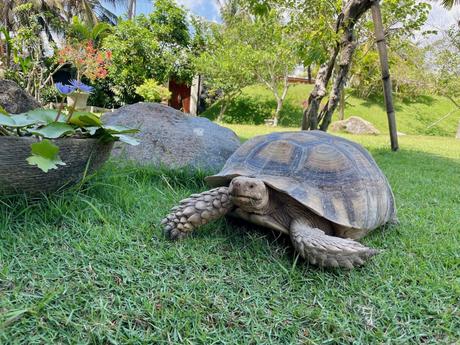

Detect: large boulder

[0,79,41,114]
[103,102,241,172]
[330,116,380,135]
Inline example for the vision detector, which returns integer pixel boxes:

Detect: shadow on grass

[1,147,459,260]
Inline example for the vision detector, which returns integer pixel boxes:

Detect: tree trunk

[272,75,290,126]
[307,65,312,83]
[301,0,373,131]
[371,1,398,151]
[301,51,339,130]
[127,0,136,20]
[339,87,345,120]
[319,29,357,131]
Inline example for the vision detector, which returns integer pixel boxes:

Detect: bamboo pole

[371,0,399,151]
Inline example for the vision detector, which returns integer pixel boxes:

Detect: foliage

[194,21,256,119]
[0,3,60,101]
[202,83,459,136]
[57,41,112,82]
[66,16,113,48]
[432,25,460,108]
[0,82,138,172]
[103,0,195,104]
[39,85,62,104]
[350,0,433,99]
[197,2,318,123]
[135,79,171,102]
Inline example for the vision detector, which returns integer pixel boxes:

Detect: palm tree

[439,0,460,9]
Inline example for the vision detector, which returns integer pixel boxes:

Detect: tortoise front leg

[161,187,233,240]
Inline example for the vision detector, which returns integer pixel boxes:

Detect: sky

[110,0,220,22]
[109,1,460,34]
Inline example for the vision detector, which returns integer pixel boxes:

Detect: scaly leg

[290,219,379,269]
[162,187,233,240]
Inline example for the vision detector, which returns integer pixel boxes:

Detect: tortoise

[161,131,396,269]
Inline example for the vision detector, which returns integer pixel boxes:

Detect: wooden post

[371,1,399,151]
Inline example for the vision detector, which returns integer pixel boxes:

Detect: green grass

[203,84,460,137]
[0,127,459,343]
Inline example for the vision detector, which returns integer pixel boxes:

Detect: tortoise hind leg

[162,187,233,240]
[290,219,379,269]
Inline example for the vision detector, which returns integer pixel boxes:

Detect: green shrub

[135,79,171,102]
[40,85,61,104]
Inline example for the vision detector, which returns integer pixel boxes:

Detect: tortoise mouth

[229,194,261,202]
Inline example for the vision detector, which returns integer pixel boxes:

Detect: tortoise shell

[206,131,396,230]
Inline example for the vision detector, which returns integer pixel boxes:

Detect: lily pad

[69,112,102,127]
[28,123,75,139]
[113,134,140,146]
[26,140,66,172]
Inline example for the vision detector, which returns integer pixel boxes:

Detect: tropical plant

[66,16,113,48]
[436,0,460,9]
[0,81,138,172]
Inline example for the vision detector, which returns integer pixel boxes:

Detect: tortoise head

[228,176,269,213]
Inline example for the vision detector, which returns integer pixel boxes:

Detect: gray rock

[0,79,41,114]
[330,116,380,135]
[103,102,241,172]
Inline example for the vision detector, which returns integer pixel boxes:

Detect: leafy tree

[103,17,161,104]
[103,0,195,104]
[194,21,256,120]
[149,0,194,83]
[242,11,301,125]
[350,0,432,100]
[196,6,303,125]
[433,25,460,110]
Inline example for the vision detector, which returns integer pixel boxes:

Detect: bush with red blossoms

[57,41,112,82]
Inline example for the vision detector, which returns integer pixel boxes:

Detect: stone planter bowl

[0,136,113,195]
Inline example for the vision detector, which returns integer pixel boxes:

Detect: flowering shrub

[57,41,112,83]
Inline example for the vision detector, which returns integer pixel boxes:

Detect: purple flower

[55,82,76,95]
[70,80,94,93]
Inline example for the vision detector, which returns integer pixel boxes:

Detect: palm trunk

[371,1,398,151]
[127,0,136,20]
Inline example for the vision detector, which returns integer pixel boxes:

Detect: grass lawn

[203,84,460,137]
[0,127,459,343]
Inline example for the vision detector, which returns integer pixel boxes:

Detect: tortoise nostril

[249,184,254,188]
